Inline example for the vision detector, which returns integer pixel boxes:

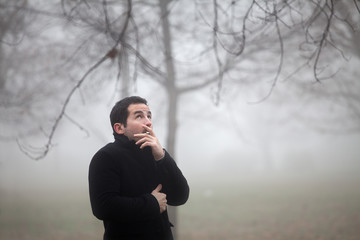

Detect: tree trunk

[0,44,5,90]
[119,49,130,98]
[159,0,179,237]
[159,0,177,157]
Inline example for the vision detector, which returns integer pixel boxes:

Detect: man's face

[121,103,152,141]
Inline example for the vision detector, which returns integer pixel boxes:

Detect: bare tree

[0,0,359,170]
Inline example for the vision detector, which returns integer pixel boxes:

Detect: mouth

[142,130,150,135]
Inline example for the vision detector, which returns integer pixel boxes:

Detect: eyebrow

[133,110,152,115]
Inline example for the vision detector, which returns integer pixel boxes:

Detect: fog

[1,1,360,238]
[2,86,359,193]
[1,84,360,239]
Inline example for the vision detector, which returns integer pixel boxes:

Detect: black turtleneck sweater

[88,134,189,240]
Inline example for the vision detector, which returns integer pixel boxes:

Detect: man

[89,96,189,240]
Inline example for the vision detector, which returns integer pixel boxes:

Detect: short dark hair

[110,96,148,130]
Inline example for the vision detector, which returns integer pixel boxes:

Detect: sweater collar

[114,132,143,151]
[113,132,152,155]
[114,132,133,144]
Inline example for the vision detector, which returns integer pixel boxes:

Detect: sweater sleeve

[88,150,160,222]
[156,150,190,206]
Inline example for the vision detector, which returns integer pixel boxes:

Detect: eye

[147,115,152,119]
[135,115,142,119]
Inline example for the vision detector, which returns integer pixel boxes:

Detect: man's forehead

[128,103,151,113]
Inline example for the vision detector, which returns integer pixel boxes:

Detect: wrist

[155,149,165,161]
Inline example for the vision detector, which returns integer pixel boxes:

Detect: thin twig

[64,113,90,138]
[250,6,284,104]
[354,0,360,14]
[313,0,334,82]
[212,0,224,106]
[22,53,110,160]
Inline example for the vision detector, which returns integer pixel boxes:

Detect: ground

[1,171,359,240]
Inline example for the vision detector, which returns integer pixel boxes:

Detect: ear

[113,123,125,134]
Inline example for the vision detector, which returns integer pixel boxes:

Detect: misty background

[1,1,360,240]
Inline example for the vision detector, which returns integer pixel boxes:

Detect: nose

[144,116,152,127]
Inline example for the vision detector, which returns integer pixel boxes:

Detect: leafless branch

[250,5,285,104]
[64,113,90,138]
[312,0,334,82]
[0,2,63,18]
[179,56,235,94]
[178,74,218,94]
[16,0,134,160]
[212,0,224,106]
[103,0,111,34]
[122,42,167,83]
[354,0,360,14]
[4,0,360,159]
[17,53,110,160]
[130,16,140,91]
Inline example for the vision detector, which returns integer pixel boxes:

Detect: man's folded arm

[89,151,160,222]
[156,150,190,206]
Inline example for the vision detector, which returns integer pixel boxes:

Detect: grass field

[179,172,360,240]
[1,171,359,240]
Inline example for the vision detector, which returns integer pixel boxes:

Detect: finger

[142,125,154,136]
[139,142,148,149]
[134,133,150,140]
[135,137,148,145]
[154,184,162,192]
[135,136,154,145]
[139,141,154,149]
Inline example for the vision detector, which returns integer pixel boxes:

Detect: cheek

[127,122,143,131]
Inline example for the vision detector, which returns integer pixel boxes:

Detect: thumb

[154,184,162,192]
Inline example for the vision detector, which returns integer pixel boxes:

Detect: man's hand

[134,125,165,160]
[151,184,167,213]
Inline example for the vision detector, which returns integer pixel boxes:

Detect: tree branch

[250,5,285,104]
[17,0,134,160]
[212,0,224,106]
[354,0,360,14]
[17,53,110,160]
[312,0,334,82]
